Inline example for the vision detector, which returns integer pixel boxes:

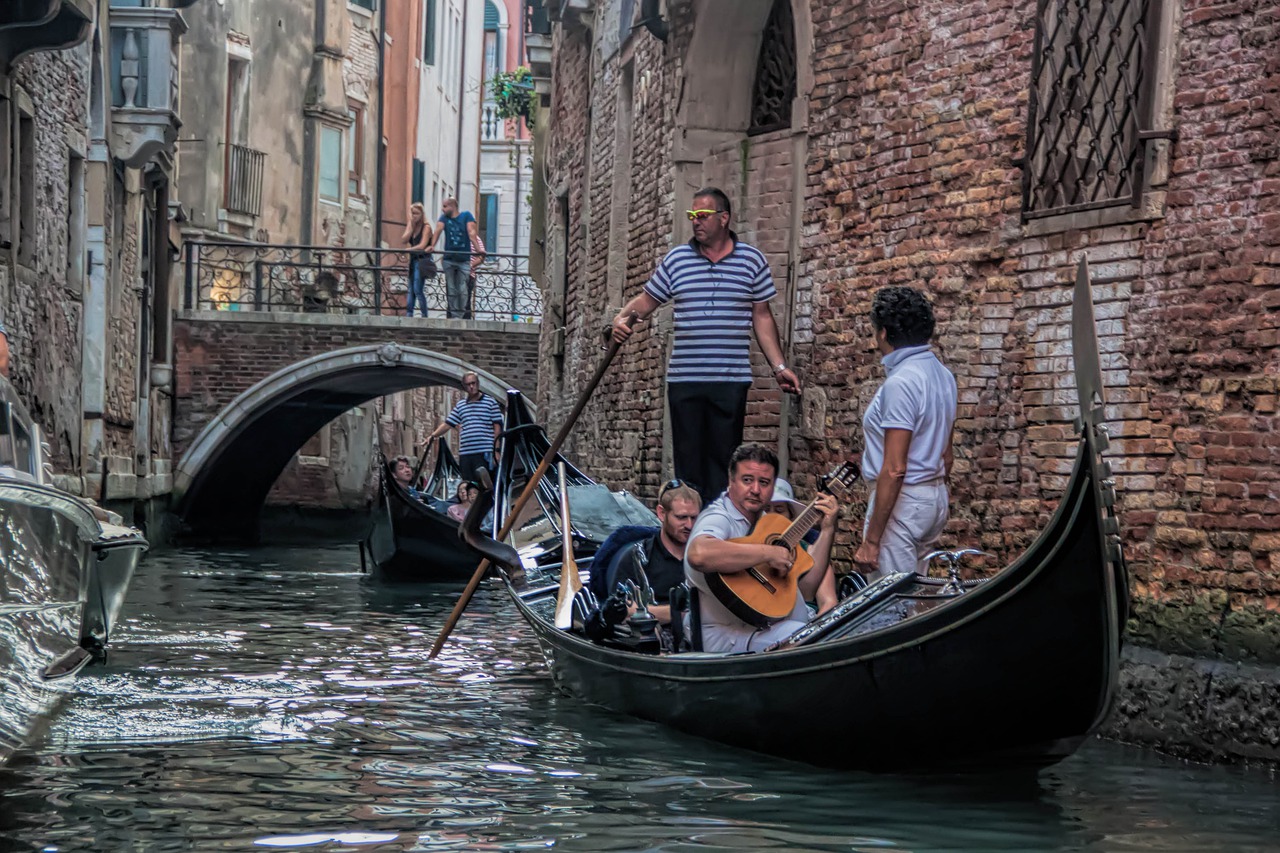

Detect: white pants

[864,480,949,579]
[698,594,813,654]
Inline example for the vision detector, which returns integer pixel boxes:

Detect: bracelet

[773,362,787,374]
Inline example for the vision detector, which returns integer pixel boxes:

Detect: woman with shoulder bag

[401,202,436,317]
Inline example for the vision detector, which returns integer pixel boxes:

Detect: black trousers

[458,452,494,484]
[668,381,750,502]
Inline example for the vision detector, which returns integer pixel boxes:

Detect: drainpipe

[454,0,470,201]
[374,0,388,246]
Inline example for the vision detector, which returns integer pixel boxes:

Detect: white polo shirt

[861,345,957,485]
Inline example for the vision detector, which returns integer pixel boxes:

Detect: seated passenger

[391,455,425,501]
[766,478,838,615]
[447,481,480,522]
[685,443,839,654]
[604,481,701,626]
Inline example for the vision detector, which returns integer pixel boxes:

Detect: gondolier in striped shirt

[611,187,800,501]
[422,372,503,482]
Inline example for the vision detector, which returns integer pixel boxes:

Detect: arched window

[483,0,502,98]
[748,0,796,135]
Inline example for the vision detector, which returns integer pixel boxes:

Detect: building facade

[529,0,1280,755]
[477,0,532,261]
[0,0,192,517]
[413,0,485,218]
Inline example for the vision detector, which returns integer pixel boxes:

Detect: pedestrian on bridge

[401,202,435,318]
[422,371,503,482]
[430,198,486,319]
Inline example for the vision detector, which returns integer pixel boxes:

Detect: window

[349,0,376,10]
[67,150,86,294]
[16,107,35,266]
[226,56,251,146]
[1022,0,1162,218]
[483,1,501,97]
[347,103,364,197]
[318,125,343,202]
[479,192,499,253]
[0,95,11,250]
[423,0,437,65]
[412,159,426,203]
[749,0,796,135]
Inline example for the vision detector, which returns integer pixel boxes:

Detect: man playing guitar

[685,443,839,653]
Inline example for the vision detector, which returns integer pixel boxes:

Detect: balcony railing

[183,241,542,323]
[225,143,266,218]
[482,102,507,141]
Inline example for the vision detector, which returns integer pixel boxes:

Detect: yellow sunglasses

[686,209,723,222]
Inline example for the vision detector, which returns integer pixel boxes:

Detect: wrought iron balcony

[109,4,188,168]
[184,241,543,323]
[0,0,94,71]
[224,143,266,218]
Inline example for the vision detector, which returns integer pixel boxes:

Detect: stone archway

[674,0,813,469]
[173,343,523,536]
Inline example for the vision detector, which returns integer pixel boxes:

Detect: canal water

[1,547,1277,852]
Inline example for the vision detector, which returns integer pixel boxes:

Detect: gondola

[362,440,479,581]
[0,378,147,765]
[460,260,1129,771]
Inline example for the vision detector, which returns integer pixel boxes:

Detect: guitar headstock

[819,460,861,498]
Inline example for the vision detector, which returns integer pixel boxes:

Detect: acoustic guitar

[705,462,860,628]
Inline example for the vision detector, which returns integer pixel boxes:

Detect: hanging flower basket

[489,67,535,130]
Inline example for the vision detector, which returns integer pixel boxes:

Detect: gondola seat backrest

[668,583,702,652]
[587,525,658,600]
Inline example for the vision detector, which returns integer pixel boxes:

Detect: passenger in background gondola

[390,455,425,502]
[852,286,957,581]
[447,481,479,522]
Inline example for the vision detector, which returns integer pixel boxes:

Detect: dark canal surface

[1,547,1277,851]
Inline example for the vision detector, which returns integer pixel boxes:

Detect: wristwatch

[773,362,787,374]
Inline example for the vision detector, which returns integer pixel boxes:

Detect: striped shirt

[446,394,503,455]
[643,236,777,383]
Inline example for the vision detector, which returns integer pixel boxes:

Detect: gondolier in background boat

[852,286,958,581]
[686,443,839,653]
[609,187,800,502]
[422,371,503,482]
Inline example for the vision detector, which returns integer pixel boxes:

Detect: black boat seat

[768,572,917,650]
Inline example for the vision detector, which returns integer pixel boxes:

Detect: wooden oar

[427,320,632,659]
[554,462,583,629]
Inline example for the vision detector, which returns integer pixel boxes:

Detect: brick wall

[537,0,1280,661]
[173,314,539,460]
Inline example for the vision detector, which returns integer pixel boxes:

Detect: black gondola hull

[480,391,1124,771]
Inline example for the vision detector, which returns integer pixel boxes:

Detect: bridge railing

[182,241,543,322]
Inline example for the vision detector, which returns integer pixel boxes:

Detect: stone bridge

[171,310,540,535]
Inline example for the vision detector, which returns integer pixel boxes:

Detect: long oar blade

[428,330,628,659]
[554,462,582,630]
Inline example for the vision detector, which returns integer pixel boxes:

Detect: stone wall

[0,49,90,472]
[535,0,1280,671]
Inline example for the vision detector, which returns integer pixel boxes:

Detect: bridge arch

[174,342,528,536]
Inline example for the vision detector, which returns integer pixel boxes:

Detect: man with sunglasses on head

[422,371,503,482]
[611,187,800,502]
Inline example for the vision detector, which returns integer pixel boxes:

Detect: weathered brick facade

[533,0,1280,670]
[172,312,540,459]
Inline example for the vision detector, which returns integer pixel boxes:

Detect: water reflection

[0,547,1275,852]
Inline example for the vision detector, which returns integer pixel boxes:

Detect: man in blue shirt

[610,187,800,501]
[429,198,486,319]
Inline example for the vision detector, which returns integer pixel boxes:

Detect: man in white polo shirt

[853,286,958,580]
[610,187,800,501]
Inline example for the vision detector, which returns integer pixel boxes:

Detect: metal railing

[224,143,266,217]
[482,102,506,141]
[183,241,542,322]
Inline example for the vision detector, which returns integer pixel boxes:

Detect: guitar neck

[781,505,822,547]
